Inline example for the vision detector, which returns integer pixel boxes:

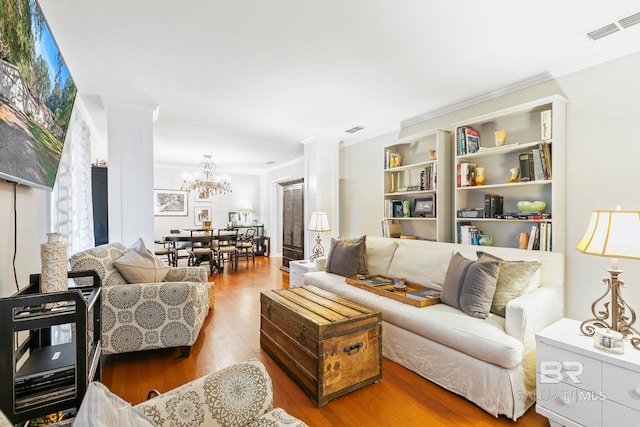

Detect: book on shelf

[518,152,534,182]
[457,162,476,187]
[540,141,552,179]
[464,127,480,154]
[457,221,471,244]
[541,110,552,140]
[531,148,545,181]
[484,194,503,218]
[382,219,402,238]
[527,223,540,250]
[405,288,441,301]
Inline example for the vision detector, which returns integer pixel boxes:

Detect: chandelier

[181,155,232,197]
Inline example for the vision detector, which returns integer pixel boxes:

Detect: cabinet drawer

[603,363,640,411]
[602,400,640,427]
[537,374,602,427]
[537,341,601,391]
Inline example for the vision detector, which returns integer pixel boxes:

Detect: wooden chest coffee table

[260,285,382,406]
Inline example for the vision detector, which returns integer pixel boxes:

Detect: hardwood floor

[102,256,550,426]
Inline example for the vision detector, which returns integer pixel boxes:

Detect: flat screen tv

[0,0,77,191]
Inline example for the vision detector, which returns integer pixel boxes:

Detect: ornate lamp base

[580,269,640,350]
[309,233,325,262]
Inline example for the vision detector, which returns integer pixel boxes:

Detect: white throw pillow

[386,246,452,290]
[113,238,170,284]
[73,382,154,427]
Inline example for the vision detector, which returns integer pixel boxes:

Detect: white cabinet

[452,95,566,251]
[536,318,640,427]
[383,128,451,242]
[289,259,318,288]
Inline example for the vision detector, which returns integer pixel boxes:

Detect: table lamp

[576,209,640,350]
[239,200,253,224]
[307,212,331,262]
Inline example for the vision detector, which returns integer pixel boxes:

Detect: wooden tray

[344,275,440,308]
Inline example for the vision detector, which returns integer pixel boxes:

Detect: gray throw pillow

[338,235,368,275]
[325,238,363,277]
[441,252,473,309]
[477,251,542,317]
[459,260,501,319]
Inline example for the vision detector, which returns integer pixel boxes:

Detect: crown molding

[400,72,554,128]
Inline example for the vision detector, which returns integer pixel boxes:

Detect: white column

[102,97,158,247]
[302,135,340,259]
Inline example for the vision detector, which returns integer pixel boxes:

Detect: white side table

[536,318,640,427]
[289,259,318,288]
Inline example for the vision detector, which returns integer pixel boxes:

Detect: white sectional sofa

[303,236,564,420]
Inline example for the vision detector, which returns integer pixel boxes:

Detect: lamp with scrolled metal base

[576,209,640,350]
[307,212,330,262]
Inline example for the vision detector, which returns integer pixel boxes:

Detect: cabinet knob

[633,387,640,398]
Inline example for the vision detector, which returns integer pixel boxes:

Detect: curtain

[52,114,95,257]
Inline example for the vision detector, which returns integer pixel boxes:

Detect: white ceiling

[39,0,640,174]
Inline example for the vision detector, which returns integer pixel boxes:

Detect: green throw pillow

[477,251,542,317]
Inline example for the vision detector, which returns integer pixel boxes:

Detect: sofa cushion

[69,243,128,286]
[386,245,452,290]
[365,238,398,277]
[303,271,524,369]
[325,238,364,277]
[458,260,500,319]
[477,251,542,317]
[73,381,154,427]
[440,252,472,308]
[113,238,170,284]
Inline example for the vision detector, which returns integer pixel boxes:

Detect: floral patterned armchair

[73,359,307,427]
[69,242,213,356]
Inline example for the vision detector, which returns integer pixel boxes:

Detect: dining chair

[212,229,238,274]
[154,239,177,267]
[187,229,216,274]
[236,227,256,268]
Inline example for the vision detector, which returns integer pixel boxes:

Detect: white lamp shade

[576,210,640,260]
[307,212,331,232]
[239,200,253,211]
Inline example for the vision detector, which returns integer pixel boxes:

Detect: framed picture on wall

[194,207,211,226]
[228,211,242,225]
[154,189,188,216]
[195,188,212,202]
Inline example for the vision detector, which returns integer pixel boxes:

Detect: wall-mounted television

[0,0,77,191]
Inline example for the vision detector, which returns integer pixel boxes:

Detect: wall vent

[587,23,620,41]
[619,11,640,29]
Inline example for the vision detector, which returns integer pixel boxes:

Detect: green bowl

[517,201,546,213]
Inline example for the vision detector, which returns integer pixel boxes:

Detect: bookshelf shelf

[383,129,451,241]
[453,95,566,251]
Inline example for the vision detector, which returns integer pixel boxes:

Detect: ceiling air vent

[587,23,620,41]
[619,11,640,29]
[345,126,364,134]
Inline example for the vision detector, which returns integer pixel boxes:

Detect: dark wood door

[281,179,304,270]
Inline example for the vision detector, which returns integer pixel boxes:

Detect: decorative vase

[507,167,520,183]
[394,154,402,167]
[428,150,436,160]
[402,200,411,217]
[41,232,68,294]
[478,234,493,246]
[495,130,507,146]
[475,167,485,185]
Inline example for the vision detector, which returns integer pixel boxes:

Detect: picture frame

[194,207,212,226]
[154,189,188,216]
[228,211,242,225]
[195,188,212,202]
[414,196,435,218]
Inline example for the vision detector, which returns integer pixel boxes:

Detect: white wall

[339,51,640,322]
[153,166,261,240]
[0,182,51,296]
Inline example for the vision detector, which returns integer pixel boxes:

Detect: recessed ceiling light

[345,126,365,134]
[265,161,275,165]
